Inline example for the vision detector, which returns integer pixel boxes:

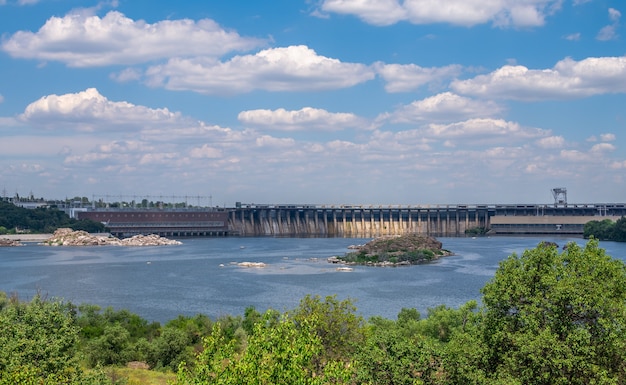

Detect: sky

[0,0,625,206]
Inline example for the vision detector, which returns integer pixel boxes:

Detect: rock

[0,238,23,247]
[329,234,452,267]
[42,228,181,246]
[237,261,266,268]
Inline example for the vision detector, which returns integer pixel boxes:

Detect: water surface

[1,236,624,323]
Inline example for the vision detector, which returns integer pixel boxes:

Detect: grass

[104,367,176,385]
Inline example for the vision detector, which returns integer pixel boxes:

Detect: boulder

[0,238,23,247]
[43,228,181,246]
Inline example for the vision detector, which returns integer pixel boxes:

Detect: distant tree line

[584,216,626,242]
[2,239,626,384]
[0,201,107,234]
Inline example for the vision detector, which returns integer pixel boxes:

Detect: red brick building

[77,209,229,238]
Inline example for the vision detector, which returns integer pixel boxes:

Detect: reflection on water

[0,236,624,323]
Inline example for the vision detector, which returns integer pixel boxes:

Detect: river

[1,236,625,323]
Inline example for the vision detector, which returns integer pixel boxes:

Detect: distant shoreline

[1,234,52,242]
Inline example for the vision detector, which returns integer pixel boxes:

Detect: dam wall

[229,204,493,237]
[228,203,626,237]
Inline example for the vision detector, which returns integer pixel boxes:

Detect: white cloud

[590,143,616,153]
[560,149,591,162]
[564,33,581,41]
[380,92,503,123]
[536,135,565,148]
[190,144,223,159]
[1,11,265,67]
[600,133,616,141]
[238,107,369,131]
[374,62,462,92]
[451,55,626,100]
[3,88,624,204]
[144,45,375,94]
[19,88,187,131]
[425,118,547,140]
[255,135,296,148]
[0,94,4,103]
[597,8,621,41]
[110,68,142,83]
[319,0,563,27]
[609,7,622,22]
[611,160,626,169]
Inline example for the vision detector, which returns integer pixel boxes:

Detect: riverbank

[1,234,53,242]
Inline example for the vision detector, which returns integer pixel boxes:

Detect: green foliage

[174,312,354,385]
[291,295,365,365]
[0,293,113,384]
[354,323,442,385]
[478,239,626,384]
[341,249,437,264]
[0,201,107,233]
[584,216,626,241]
[465,226,489,236]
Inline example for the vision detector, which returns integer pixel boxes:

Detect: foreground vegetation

[2,239,626,384]
[584,216,626,242]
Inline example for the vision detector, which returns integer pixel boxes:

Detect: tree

[174,312,353,385]
[0,293,93,384]
[354,318,442,385]
[290,294,365,366]
[477,240,626,384]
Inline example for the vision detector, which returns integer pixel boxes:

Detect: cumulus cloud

[379,92,503,124]
[425,118,548,142]
[110,68,142,83]
[1,11,265,67]
[597,8,621,41]
[238,107,369,131]
[319,0,563,27]
[536,135,565,148]
[20,88,188,131]
[190,144,223,159]
[611,160,626,169]
[451,55,626,100]
[374,63,462,92]
[564,33,581,41]
[600,133,616,141]
[590,143,616,153]
[144,45,375,94]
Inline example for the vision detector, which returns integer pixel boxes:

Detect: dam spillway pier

[229,204,491,237]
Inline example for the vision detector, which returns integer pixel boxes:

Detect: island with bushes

[328,233,452,266]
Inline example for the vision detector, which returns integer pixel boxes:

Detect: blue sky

[0,0,624,206]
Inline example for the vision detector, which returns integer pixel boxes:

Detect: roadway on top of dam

[236,202,625,210]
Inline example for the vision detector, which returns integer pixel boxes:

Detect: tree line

[584,216,626,242]
[2,239,626,384]
[0,201,107,234]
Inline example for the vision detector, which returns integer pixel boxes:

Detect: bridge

[76,202,626,238]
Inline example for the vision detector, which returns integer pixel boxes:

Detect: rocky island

[42,228,182,246]
[328,234,452,267]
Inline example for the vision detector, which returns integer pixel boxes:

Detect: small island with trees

[328,233,452,266]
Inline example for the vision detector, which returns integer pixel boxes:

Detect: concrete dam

[228,203,626,237]
[77,202,626,238]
